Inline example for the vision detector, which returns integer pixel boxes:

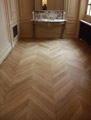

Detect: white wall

[0,0,12,64]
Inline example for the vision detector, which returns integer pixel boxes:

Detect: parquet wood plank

[0,39,91,120]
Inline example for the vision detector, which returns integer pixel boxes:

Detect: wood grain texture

[0,39,91,120]
[19,0,80,39]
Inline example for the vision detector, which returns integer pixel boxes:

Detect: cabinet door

[65,0,79,38]
[47,0,64,10]
[19,0,30,18]
[54,0,64,10]
[47,0,55,10]
[35,0,42,10]
[19,0,32,38]
[66,0,79,20]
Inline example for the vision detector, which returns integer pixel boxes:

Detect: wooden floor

[0,39,91,120]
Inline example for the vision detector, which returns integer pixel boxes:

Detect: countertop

[31,19,67,23]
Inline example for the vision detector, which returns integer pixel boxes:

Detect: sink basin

[31,19,67,23]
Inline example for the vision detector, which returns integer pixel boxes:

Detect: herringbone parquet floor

[0,39,91,120]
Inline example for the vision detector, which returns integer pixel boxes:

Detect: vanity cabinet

[19,0,79,39]
[79,20,91,45]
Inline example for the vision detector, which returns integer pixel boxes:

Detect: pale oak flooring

[0,39,91,120]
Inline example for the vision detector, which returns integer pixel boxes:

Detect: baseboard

[65,35,76,39]
[12,36,18,48]
[0,43,12,64]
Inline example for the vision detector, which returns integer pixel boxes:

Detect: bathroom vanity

[31,0,67,39]
[31,10,67,38]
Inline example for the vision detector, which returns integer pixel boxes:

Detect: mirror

[34,0,66,11]
[42,0,47,10]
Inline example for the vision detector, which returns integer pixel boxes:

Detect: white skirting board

[0,43,12,64]
[12,36,18,48]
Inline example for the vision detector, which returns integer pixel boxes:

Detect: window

[87,0,91,16]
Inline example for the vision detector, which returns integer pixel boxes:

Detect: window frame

[86,0,91,16]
